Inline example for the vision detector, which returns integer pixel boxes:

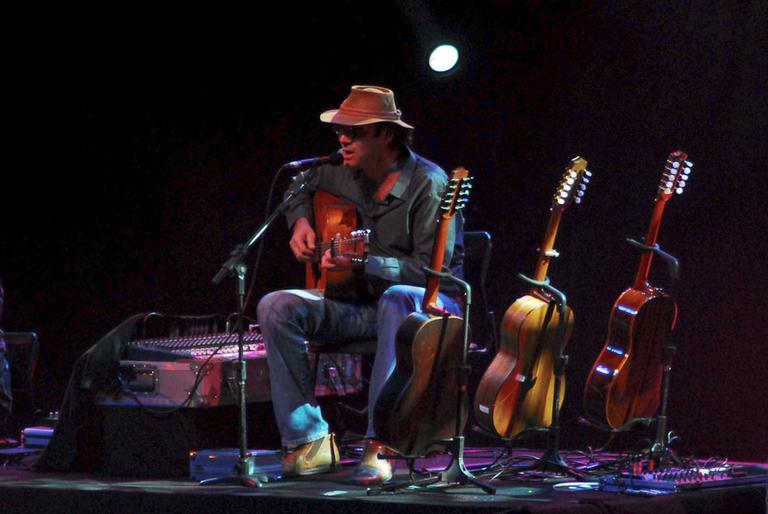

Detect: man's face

[334,124,392,170]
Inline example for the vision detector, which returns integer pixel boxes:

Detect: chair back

[462,231,498,353]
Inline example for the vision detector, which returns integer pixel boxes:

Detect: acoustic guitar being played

[306,189,370,300]
[583,151,692,430]
[373,168,472,456]
[474,157,591,440]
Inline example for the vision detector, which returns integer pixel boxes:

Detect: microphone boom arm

[212,167,317,285]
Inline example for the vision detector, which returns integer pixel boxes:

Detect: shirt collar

[387,147,416,199]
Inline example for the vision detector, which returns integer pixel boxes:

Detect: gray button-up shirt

[284,148,464,297]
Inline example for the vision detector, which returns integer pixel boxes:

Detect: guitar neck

[311,232,368,262]
[633,197,668,289]
[422,217,451,313]
[420,167,471,314]
[529,155,591,289]
[311,240,345,260]
[531,207,565,285]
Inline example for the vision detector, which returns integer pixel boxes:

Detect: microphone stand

[200,167,318,488]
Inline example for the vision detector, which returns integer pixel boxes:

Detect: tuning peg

[574,197,582,204]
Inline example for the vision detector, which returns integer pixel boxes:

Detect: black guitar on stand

[373,168,472,457]
[371,168,495,495]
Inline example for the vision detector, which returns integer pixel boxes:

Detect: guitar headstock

[440,167,473,220]
[553,156,591,210]
[658,150,693,201]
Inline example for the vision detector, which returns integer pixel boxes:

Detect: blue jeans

[257,285,462,448]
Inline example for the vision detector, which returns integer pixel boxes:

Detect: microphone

[283,151,343,170]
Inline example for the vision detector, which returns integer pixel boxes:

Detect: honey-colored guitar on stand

[474,157,591,439]
[374,168,472,456]
[583,151,692,430]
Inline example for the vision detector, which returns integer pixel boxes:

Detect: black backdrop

[2,2,766,461]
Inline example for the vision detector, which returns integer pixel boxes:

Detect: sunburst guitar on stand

[306,189,370,300]
[374,168,472,456]
[583,151,693,430]
[474,157,591,439]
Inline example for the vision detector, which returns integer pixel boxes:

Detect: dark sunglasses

[332,125,366,139]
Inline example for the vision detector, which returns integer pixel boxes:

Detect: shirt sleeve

[282,169,320,230]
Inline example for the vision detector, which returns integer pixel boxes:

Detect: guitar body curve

[374,312,469,456]
[307,190,365,300]
[474,294,574,439]
[583,286,677,429]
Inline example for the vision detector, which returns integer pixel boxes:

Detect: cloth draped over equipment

[35,313,146,472]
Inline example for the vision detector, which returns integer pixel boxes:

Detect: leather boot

[281,433,340,477]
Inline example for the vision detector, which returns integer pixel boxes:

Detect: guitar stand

[581,238,683,473]
[368,268,496,496]
[493,274,586,480]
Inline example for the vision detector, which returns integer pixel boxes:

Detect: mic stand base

[199,454,263,488]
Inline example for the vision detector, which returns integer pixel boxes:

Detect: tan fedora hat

[320,85,414,128]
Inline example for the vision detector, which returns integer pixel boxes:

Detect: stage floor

[1,445,766,514]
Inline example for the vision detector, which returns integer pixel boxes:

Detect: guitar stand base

[367,437,495,496]
[501,451,586,481]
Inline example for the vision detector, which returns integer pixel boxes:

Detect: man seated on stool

[258,85,464,485]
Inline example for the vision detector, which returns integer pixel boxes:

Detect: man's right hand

[290,217,317,262]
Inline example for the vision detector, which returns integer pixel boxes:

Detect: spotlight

[428,44,459,73]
